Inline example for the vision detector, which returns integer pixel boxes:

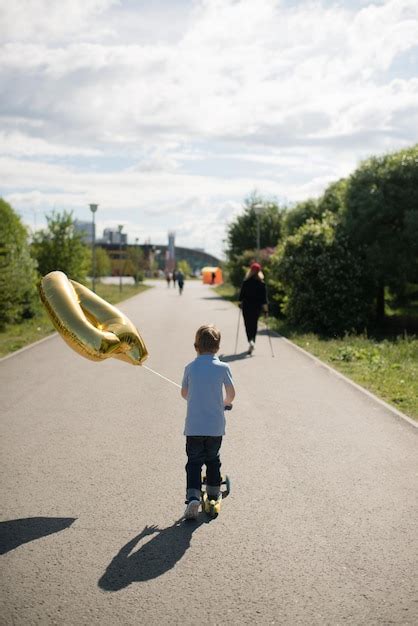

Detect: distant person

[177,269,184,295]
[181,324,235,519]
[239,262,268,355]
[173,269,178,286]
[211,271,216,284]
[165,271,172,287]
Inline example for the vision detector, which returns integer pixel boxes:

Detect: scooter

[201,474,231,518]
[200,403,232,518]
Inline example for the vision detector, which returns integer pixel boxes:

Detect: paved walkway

[1,280,417,625]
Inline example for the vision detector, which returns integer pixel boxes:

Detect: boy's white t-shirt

[182,354,234,436]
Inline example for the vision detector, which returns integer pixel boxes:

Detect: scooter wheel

[209,501,219,518]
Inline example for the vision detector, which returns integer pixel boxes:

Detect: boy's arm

[181,365,189,400]
[224,383,235,407]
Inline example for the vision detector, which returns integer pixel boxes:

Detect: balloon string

[143,365,181,389]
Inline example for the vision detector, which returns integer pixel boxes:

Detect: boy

[181,324,235,519]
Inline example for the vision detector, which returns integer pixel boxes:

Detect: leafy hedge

[0,199,38,328]
[226,144,418,336]
[270,216,374,335]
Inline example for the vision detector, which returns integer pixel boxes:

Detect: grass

[214,283,418,421]
[213,283,239,303]
[0,281,151,358]
[276,327,418,420]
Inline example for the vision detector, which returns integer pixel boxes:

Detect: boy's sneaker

[248,340,255,355]
[184,498,200,520]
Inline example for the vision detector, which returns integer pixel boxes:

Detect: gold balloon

[39,271,148,365]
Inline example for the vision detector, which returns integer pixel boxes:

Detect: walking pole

[234,307,241,354]
[265,313,275,357]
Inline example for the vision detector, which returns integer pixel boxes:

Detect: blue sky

[1,0,417,258]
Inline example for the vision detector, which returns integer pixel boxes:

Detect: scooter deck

[202,492,222,517]
[201,474,231,518]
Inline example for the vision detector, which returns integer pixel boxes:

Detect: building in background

[74,220,94,243]
[76,222,220,277]
[102,228,127,245]
[98,243,220,277]
[165,231,176,273]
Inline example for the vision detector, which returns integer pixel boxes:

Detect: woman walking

[239,262,268,355]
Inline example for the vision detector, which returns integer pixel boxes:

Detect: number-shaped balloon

[39,271,148,365]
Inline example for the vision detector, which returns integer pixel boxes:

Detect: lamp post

[118,224,124,293]
[89,203,98,292]
[135,237,139,282]
[154,249,161,277]
[254,203,264,257]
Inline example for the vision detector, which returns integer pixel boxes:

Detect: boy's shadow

[98,516,210,591]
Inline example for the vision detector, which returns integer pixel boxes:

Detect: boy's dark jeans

[186,436,222,502]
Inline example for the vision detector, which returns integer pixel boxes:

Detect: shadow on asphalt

[99,517,212,590]
[257,329,276,336]
[219,351,249,362]
[199,296,227,301]
[0,517,76,555]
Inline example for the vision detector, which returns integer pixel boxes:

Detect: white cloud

[0,0,118,44]
[0,131,101,157]
[1,0,418,258]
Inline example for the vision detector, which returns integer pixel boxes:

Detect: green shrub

[227,249,275,288]
[0,199,38,328]
[32,210,89,282]
[272,216,374,335]
[344,144,418,317]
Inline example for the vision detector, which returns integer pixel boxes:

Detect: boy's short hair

[195,324,221,353]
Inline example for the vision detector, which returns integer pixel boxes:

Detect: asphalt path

[1,280,417,625]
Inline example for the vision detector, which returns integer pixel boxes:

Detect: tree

[226,194,284,260]
[283,199,320,236]
[317,178,348,216]
[177,259,192,277]
[271,216,374,334]
[226,249,257,289]
[90,247,111,282]
[125,245,145,283]
[32,210,90,282]
[283,180,348,238]
[0,198,38,328]
[343,145,418,320]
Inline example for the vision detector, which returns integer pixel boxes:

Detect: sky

[1,0,417,259]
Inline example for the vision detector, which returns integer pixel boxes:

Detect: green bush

[343,144,418,317]
[90,246,111,280]
[226,250,256,289]
[283,199,320,236]
[177,259,192,278]
[32,210,89,282]
[226,194,284,259]
[226,249,275,289]
[272,216,374,335]
[0,199,38,328]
